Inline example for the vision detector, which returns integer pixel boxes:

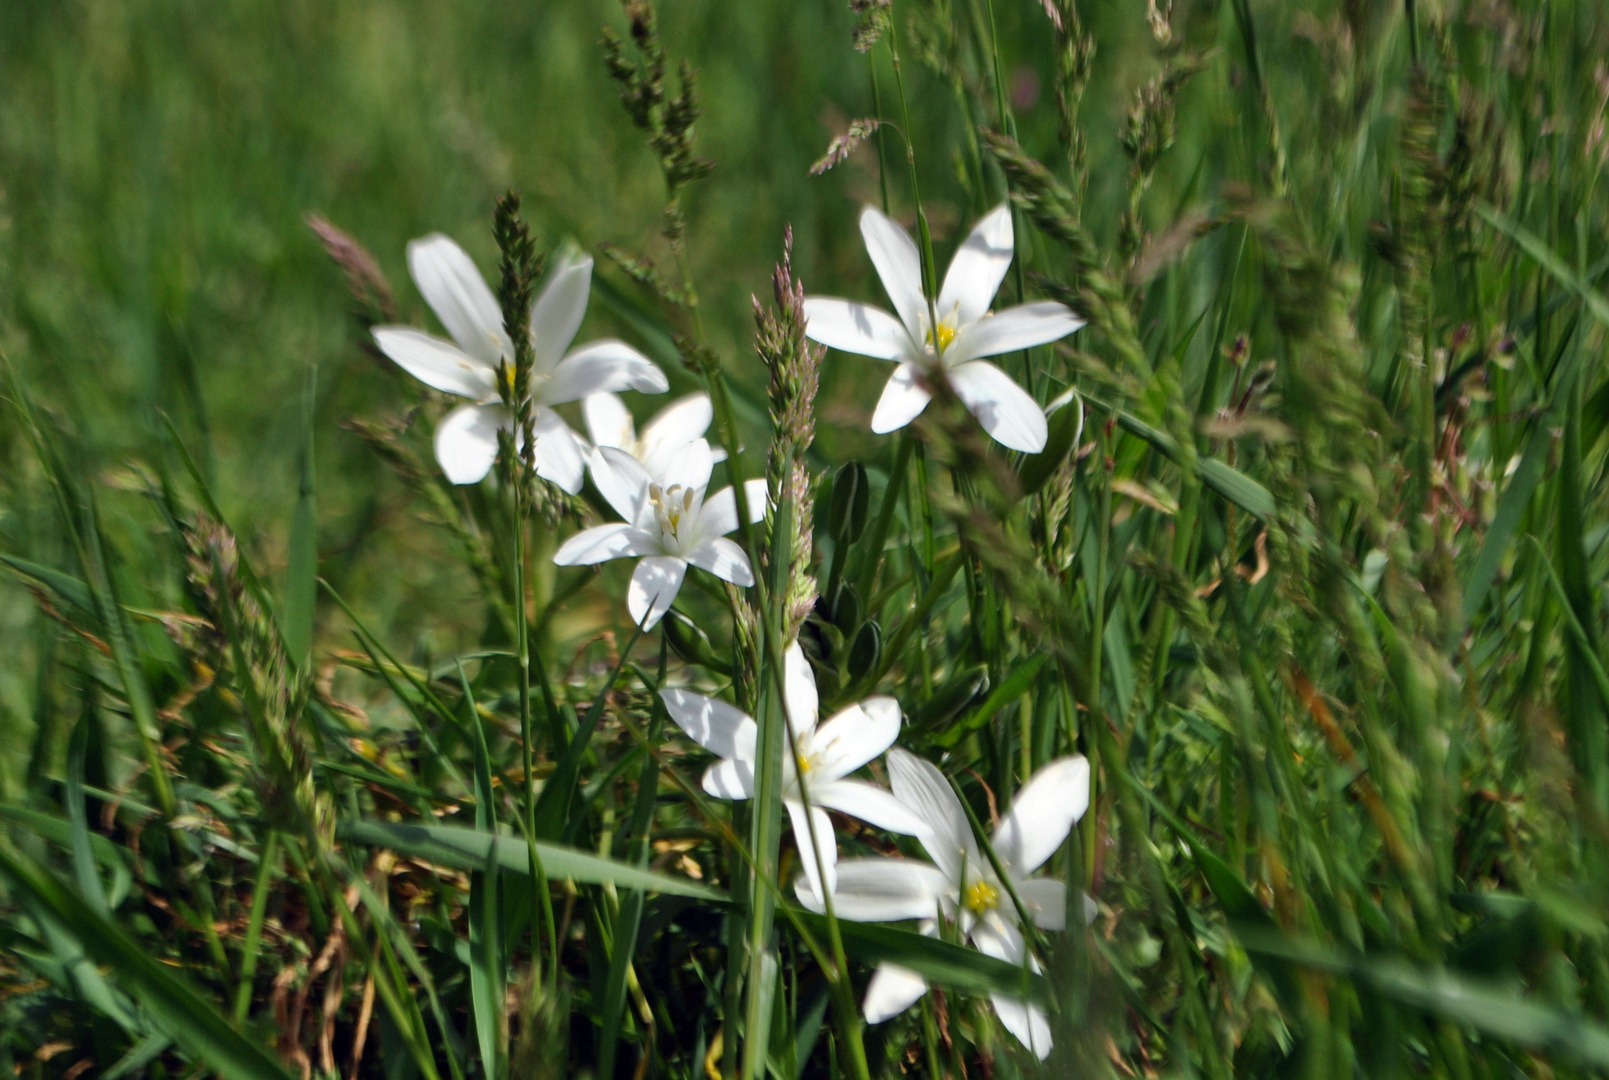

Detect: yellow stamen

[650,483,691,538]
[963,880,1000,914]
[930,322,956,352]
[500,365,517,397]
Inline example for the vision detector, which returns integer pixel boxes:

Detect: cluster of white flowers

[372,211,1089,1056]
[661,645,1090,1059]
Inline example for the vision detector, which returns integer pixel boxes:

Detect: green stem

[232,831,279,1023]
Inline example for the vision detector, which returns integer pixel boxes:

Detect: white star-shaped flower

[795,748,1091,1060]
[660,643,931,899]
[552,439,765,629]
[372,234,668,491]
[583,391,726,484]
[803,204,1084,453]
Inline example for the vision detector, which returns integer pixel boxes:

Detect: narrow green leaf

[0,804,134,907]
[792,915,1049,1003]
[1477,204,1609,330]
[0,845,294,1080]
[934,654,1048,748]
[1235,926,1609,1066]
[531,624,642,842]
[467,669,507,1080]
[1084,394,1276,518]
[283,358,318,668]
[0,554,97,618]
[339,821,725,901]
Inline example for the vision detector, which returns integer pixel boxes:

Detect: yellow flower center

[929,321,956,352]
[500,364,517,397]
[963,879,1000,914]
[650,483,696,539]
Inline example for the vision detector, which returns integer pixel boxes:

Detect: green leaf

[283,358,318,668]
[934,653,1048,748]
[1234,926,1609,1067]
[1477,204,1609,330]
[1084,395,1277,519]
[0,845,294,1080]
[339,821,725,901]
[0,554,97,618]
[792,914,1049,1003]
[467,671,506,1080]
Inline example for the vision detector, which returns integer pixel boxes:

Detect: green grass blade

[0,845,293,1080]
[792,914,1050,1003]
[530,624,643,842]
[339,821,725,901]
[1235,926,1609,1066]
[65,709,107,914]
[467,669,507,1080]
[283,358,318,668]
[0,555,97,619]
[1477,204,1609,330]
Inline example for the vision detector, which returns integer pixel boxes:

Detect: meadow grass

[3,0,1609,1077]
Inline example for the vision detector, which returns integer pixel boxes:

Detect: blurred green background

[0,0,1160,767]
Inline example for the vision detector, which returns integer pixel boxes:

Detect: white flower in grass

[802,204,1084,453]
[553,438,765,629]
[583,391,726,483]
[660,643,931,899]
[372,235,668,491]
[796,748,1091,1061]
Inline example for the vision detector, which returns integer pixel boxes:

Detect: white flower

[552,439,765,629]
[796,748,1091,1061]
[583,391,726,484]
[802,204,1084,453]
[660,643,931,899]
[372,235,668,491]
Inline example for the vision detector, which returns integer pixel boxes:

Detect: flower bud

[827,462,870,543]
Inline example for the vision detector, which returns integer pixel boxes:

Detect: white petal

[552,523,659,566]
[992,755,1089,875]
[939,204,1014,326]
[793,857,950,922]
[529,253,593,372]
[697,479,769,538]
[583,392,636,451]
[787,800,838,902]
[971,913,1028,965]
[685,537,754,586]
[659,437,714,493]
[530,407,587,493]
[784,642,819,737]
[802,298,912,360]
[659,689,756,760]
[860,207,929,339]
[810,697,900,780]
[870,364,932,434]
[639,393,714,473]
[1014,878,1068,931]
[886,749,977,882]
[863,964,929,1024]
[946,361,1048,453]
[702,757,755,799]
[589,446,653,524]
[946,301,1084,365]
[406,234,508,364]
[544,340,668,404]
[627,555,686,629]
[433,403,506,485]
[372,328,498,400]
[811,779,932,837]
[990,995,1053,1061]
